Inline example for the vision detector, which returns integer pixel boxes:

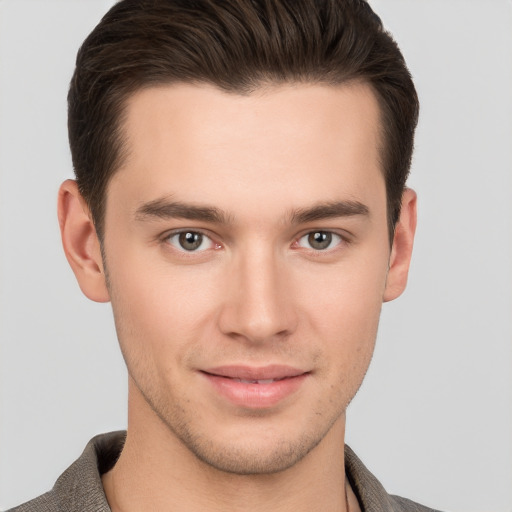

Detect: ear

[383,188,417,302]
[57,179,110,302]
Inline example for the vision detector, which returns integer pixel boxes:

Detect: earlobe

[58,179,110,303]
[383,188,417,303]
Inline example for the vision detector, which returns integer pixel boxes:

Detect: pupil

[179,232,202,250]
[309,231,331,250]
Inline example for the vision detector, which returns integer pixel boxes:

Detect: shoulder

[6,492,58,512]
[5,432,125,512]
[345,445,443,512]
[388,494,442,512]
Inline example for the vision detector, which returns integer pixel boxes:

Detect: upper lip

[202,365,307,380]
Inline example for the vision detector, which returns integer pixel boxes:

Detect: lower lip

[201,372,308,409]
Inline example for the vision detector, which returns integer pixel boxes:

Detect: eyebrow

[289,200,369,224]
[135,198,233,224]
[135,198,369,225]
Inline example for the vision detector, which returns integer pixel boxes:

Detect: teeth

[236,378,276,384]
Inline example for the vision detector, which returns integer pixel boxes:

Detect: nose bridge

[219,243,297,342]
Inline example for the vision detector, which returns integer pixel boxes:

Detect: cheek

[105,248,222,364]
[297,253,387,329]
[294,255,387,377]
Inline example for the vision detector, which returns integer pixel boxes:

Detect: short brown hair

[68,0,419,240]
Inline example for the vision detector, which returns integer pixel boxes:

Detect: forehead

[121,81,382,157]
[108,82,384,222]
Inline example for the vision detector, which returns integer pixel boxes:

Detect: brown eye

[166,231,213,252]
[179,232,203,251]
[297,231,342,251]
[308,232,332,250]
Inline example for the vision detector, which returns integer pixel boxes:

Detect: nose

[218,248,298,344]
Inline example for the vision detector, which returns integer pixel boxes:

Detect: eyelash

[161,228,349,256]
[294,231,345,252]
[162,230,221,253]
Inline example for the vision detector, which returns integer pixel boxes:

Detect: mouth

[200,365,309,408]
[202,364,307,380]
[227,378,283,384]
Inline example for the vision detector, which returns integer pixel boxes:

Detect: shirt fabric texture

[7,431,442,512]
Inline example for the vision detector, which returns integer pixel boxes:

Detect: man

[8,1,439,511]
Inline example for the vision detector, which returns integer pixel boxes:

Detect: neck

[103,382,352,512]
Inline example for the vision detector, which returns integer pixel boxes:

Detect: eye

[297,231,343,251]
[166,231,215,252]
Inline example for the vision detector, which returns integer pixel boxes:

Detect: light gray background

[1,1,511,511]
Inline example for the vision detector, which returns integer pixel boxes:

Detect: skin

[58,82,417,512]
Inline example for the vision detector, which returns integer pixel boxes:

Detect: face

[86,83,408,474]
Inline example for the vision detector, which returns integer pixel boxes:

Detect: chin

[160,408,343,476]
[184,434,323,475]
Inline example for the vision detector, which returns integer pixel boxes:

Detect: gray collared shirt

[7,431,441,512]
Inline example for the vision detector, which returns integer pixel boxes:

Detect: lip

[200,365,309,409]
